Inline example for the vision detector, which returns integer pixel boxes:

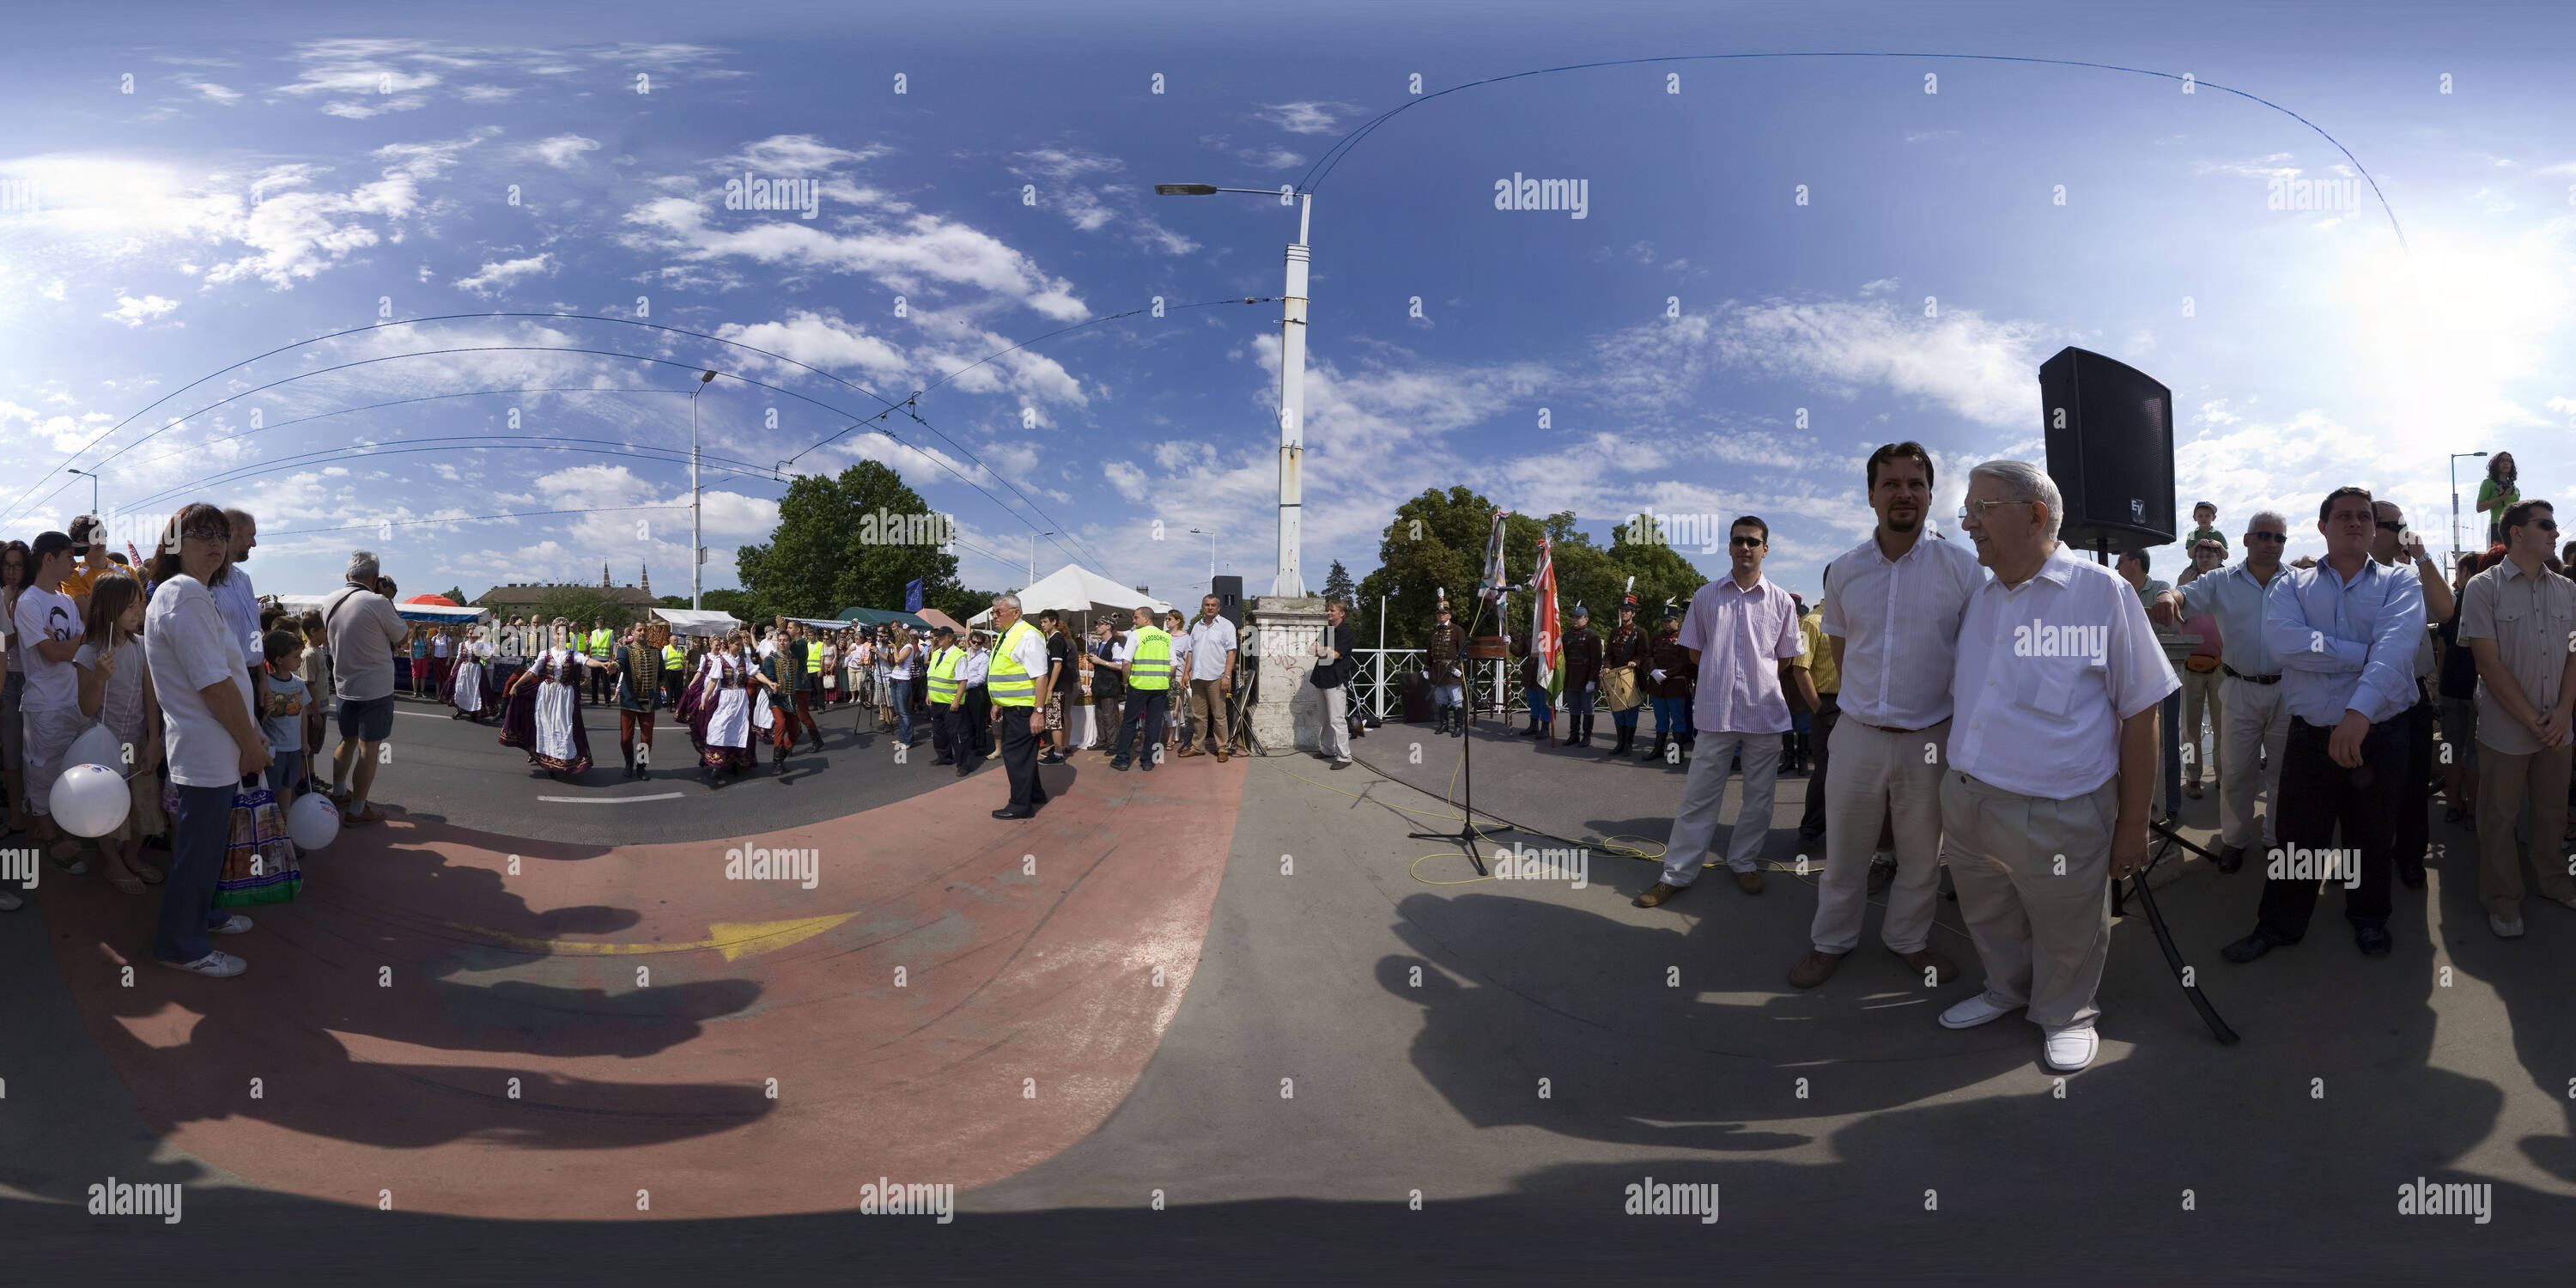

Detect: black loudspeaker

[1400,671,1432,725]
[2038,347,2175,556]
[1211,575,1244,630]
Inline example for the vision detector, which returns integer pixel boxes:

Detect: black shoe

[933,756,955,766]
[1110,759,1130,772]
[2222,927,2295,963]
[1867,857,1898,895]
[991,806,1035,820]
[2213,842,2246,874]
[2398,862,2426,890]
[2354,920,2394,955]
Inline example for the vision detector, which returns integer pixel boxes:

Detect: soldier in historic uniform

[1558,603,1605,746]
[1425,598,1469,737]
[1600,592,1649,759]
[1643,602,1697,763]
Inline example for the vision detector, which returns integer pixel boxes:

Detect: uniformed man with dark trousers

[1425,601,1469,737]
[987,593,1054,819]
[659,635,687,710]
[1559,604,1604,746]
[923,626,963,765]
[1601,595,1648,758]
[585,618,616,705]
[1642,605,1695,763]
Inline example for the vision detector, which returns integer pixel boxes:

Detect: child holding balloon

[260,630,309,815]
[74,574,165,896]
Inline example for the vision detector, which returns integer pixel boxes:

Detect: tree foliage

[735,462,972,624]
[532,587,637,631]
[1321,559,1356,607]
[1351,487,1707,650]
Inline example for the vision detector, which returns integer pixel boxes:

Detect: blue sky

[2,0,2570,607]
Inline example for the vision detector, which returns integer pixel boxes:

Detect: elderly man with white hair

[320,550,413,826]
[986,592,1055,819]
[1939,459,2177,1074]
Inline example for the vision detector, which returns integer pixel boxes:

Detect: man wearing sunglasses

[2226,487,2423,963]
[1634,516,1803,907]
[2456,498,2576,939]
[2370,500,2455,891]
[2154,512,2293,872]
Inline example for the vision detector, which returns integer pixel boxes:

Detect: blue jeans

[1523,685,1553,728]
[1653,696,1694,744]
[892,677,914,743]
[155,781,240,964]
[1433,683,1463,709]
[1566,683,1595,725]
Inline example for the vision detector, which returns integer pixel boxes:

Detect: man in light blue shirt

[2225,486,2424,963]
[2155,510,2293,869]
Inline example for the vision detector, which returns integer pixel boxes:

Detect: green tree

[734,462,970,623]
[441,586,466,605]
[533,587,636,632]
[696,588,755,621]
[1321,559,1356,607]
[1349,489,1707,653]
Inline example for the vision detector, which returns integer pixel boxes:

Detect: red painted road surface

[43,760,1240,1218]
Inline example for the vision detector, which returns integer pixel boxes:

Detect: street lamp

[65,467,98,514]
[1157,181,1311,598]
[692,369,716,611]
[1027,531,1054,586]
[1188,526,1218,584]
[2450,450,2488,568]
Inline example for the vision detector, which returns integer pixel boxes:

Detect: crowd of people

[0,505,414,981]
[1592,442,2576,1077]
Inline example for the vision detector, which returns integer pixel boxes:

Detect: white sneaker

[161,951,246,978]
[2490,912,2525,939]
[211,914,253,935]
[2043,1024,2099,1073]
[1938,993,2020,1030]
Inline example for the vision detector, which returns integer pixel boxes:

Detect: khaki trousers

[1939,770,2119,1031]
[1188,679,1232,753]
[2474,743,2576,916]
[1810,719,1950,956]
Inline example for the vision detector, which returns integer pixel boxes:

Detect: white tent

[965,565,1171,629]
[653,607,742,637]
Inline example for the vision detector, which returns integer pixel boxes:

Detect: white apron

[534,647,582,763]
[707,653,753,749]
[453,642,489,714]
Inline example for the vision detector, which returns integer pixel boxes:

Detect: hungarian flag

[1530,536,1562,690]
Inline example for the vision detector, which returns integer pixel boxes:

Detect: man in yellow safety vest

[922,625,965,768]
[585,619,616,707]
[1109,609,1172,773]
[985,592,1054,818]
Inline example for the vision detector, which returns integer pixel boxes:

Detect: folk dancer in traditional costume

[497,633,600,775]
[683,631,763,783]
[611,625,660,779]
[446,626,500,722]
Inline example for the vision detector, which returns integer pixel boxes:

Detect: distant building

[475,564,659,613]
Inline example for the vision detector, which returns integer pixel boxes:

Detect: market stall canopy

[914,607,963,634]
[652,607,742,637]
[787,617,852,629]
[963,566,1172,628]
[836,606,933,630]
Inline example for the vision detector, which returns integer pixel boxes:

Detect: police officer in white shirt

[1939,460,2177,1075]
[1792,443,1983,990]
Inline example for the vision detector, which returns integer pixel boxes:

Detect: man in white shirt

[1635,515,1804,907]
[145,503,271,977]
[1791,443,1982,989]
[1180,594,1239,762]
[1939,460,2175,1075]
[15,532,90,860]
[960,629,994,769]
[2153,511,2293,871]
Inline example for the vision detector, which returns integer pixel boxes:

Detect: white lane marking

[537,793,685,805]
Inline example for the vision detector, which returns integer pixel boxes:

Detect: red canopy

[402,593,461,607]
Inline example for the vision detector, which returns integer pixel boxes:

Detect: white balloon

[288,792,341,852]
[52,764,130,838]
[67,725,125,775]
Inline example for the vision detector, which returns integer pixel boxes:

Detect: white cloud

[1255,101,1357,136]
[623,193,1089,321]
[1589,298,2050,428]
[105,294,180,326]
[453,253,556,296]
[520,134,601,169]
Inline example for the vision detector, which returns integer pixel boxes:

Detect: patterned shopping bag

[213,780,301,906]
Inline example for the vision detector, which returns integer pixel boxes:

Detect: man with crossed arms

[2154,510,2293,872]
[1789,441,1980,989]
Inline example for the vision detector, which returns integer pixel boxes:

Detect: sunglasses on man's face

[2527,519,2560,533]
[1728,535,1765,549]
[2374,519,2406,533]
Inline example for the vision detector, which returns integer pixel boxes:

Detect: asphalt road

[365,689,972,843]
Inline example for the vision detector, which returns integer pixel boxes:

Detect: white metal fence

[1349,648,1527,721]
